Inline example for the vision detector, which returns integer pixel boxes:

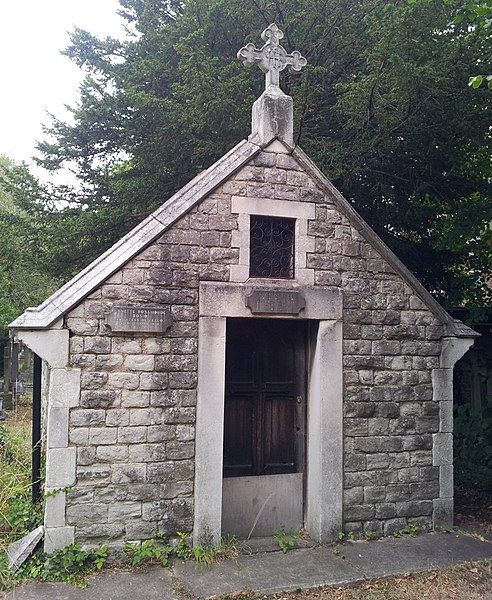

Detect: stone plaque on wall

[245,290,306,315]
[105,306,172,333]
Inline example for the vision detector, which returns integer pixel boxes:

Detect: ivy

[16,544,108,588]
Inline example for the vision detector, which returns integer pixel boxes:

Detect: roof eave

[10,138,263,331]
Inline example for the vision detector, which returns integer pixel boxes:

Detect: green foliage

[0,422,42,543]
[454,396,492,490]
[332,542,342,556]
[176,531,193,560]
[274,527,299,554]
[364,530,380,540]
[17,544,108,588]
[403,522,423,536]
[6,497,43,539]
[23,0,490,319]
[190,536,238,565]
[469,75,492,89]
[393,522,423,537]
[124,539,173,567]
[0,420,44,592]
[190,544,215,566]
[0,156,60,362]
[44,486,74,498]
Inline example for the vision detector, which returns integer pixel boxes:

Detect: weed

[124,539,173,567]
[393,522,423,538]
[176,531,192,560]
[403,522,423,536]
[212,536,238,562]
[17,544,108,588]
[0,415,44,592]
[192,536,238,565]
[435,526,452,534]
[364,530,380,541]
[347,531,356,541]
[274,527,299,554]
[192,544,215,566]
[332,542,341,556]
[172,579,191,598]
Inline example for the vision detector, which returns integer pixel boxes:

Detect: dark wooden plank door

[223,318,306,478]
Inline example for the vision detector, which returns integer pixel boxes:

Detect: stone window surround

[193,281,344,545]
[230,196,315,285]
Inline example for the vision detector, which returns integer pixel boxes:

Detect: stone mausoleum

[10,24,477,552]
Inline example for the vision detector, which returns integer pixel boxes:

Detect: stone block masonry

[65,148,448,545]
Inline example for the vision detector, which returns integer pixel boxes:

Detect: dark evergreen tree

[34,0,491,314]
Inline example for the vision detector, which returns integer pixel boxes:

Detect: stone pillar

[305,320,343,541]
[432,336,475,528]
[15,327,80,552]
[193,316,227,546]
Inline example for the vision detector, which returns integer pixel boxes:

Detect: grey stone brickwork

[65,148,445,544]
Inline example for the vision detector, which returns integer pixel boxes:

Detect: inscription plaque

[105,306,172,333]
[245,290,306,315]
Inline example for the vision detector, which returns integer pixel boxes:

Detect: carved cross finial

[237,23,307,90]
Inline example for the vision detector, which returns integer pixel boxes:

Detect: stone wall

[65,148,443,544]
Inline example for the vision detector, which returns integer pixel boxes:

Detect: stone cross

[237,23,307,90]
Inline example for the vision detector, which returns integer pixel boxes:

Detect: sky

[0,0,126,183]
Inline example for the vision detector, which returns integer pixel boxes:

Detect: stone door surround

[193,281,343,545]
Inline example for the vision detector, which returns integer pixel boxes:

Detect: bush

[454,396,492,491]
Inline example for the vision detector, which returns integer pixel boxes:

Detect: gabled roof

[10,137,477,338]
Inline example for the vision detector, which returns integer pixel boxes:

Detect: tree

[34,0,490,315]
[0,157,59,360]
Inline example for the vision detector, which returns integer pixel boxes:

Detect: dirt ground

[455,485,492,538]
[264,560,492,600]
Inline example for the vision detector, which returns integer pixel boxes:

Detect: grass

[0,399,43,591]
[225,560,492,600]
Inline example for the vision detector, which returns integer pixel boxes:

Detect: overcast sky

[0,1,126,182]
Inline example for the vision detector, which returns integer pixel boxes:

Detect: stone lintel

[199,282,342,321]
[231,196,315,219]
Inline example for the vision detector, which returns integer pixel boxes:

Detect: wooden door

[222,318,307,537]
